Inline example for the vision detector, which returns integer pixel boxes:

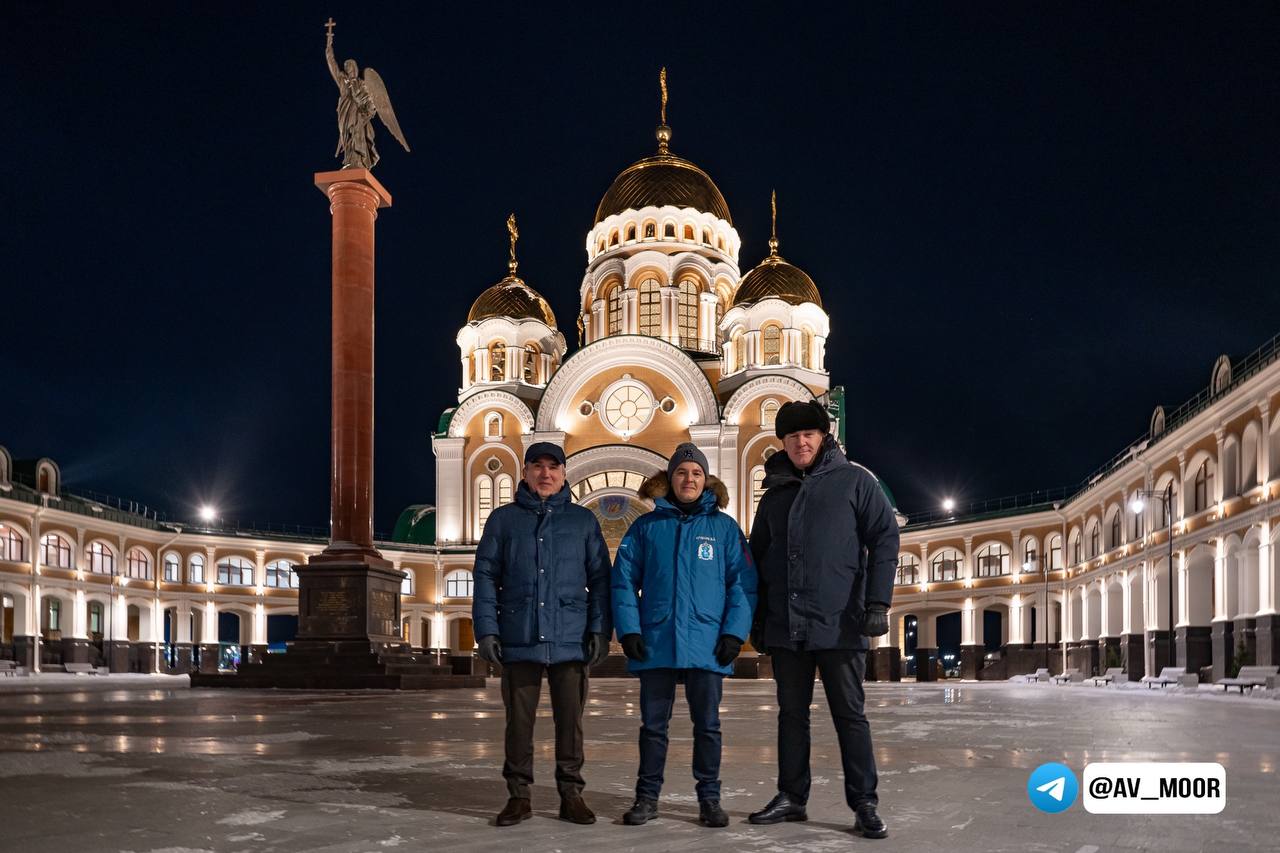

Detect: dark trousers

[771,646,877,810]
[636,667,724,801]
[500,660,587,799]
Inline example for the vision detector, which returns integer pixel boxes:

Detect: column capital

[314,168,392,208]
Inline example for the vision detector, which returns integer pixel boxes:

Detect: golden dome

[734,255,823,308]
[595,153,733,225]
[467,275,557,328]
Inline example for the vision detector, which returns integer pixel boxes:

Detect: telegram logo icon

[1027,762,1078,813]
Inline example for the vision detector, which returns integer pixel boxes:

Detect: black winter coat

[749,435,899,651]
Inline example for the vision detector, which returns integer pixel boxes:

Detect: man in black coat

[747,400,899,839]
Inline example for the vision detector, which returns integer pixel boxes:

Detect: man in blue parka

[612,443,757,828]
[472,442,612,827]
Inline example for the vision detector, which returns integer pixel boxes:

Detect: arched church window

[475,476,494,538]
[800,327,813,369]
[485,412,503,438]
[733,331,747,371]
[760,399,779,430]
[677,279,699,347]
[626,224,636,242]
[605,284,622,335]
[609,229,619,247]
[1194,460,1212,512]
[496,474,514,507]
[702,229,712,245]
[749,466,766,529]
[489,342,506,381]
[523,344,540,384]
[638,278,662,336]
[683,224,695,241]
[663,222,676,239]
[643,221,656,239]
[762,324,782,365]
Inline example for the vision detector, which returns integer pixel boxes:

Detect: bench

[1217,665,1280,693]
[1050,668,1084,685]
[1087,667,1127,686]
[1140,666,1185,688]
[0,660,17,678]
[63,663,100,676]
[1013,667,1050,683]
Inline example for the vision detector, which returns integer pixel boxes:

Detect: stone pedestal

[1147,629,1174,674]
[173,643,194,674]
[11,635,36,670]
[960,644,983,680]
[913,647,937,682]
[1255,614,1280,668]
[1120,633,1145,680]
[869,647,901,682]
[1004,643,1053,678]
[1068,640,1100,677]
[1211,620,1234,682]
[1176,625,1212,675]
[197,643,220,673]
[106,640,131,673]
[1234,617,1257,664]
[60,637,90,665]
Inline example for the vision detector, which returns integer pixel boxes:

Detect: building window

[663,222,676,239]
[2,528,26,563]
[761,399,780,430]
[1193,460,1212,512]
[189,554,205,584]
[750,466,767,528]
[626,224,636,242]
[800,328,812,369]
[762,324,782,365]
[489,342,506,381]
[476,476,494,536]
[1109,512,1121,549]
[88,602,103,636]
[216,556,255,586]
[601,380,654,436]
[931,550,961,582]
[163,553,180,582]
[895,554,920,585]
[485,412,503,438]
[1047,534,1063,571]
[609,229,619,247]
[85,541,114,575]
[400,570,413,596]
[975,543,1011,577]
[733,331,747,371]
[125,548,151,580]
[40,533,73,569]
[677,279,699,347]
[265,560,297,588]
[1155,484,1176,527]
[1088,525,1100,559]
[643,221,656,239]
[638,277,662,336]
[605,284,622,335]
[496,474,514,507]
[46,598,60,632]
[1131,496,1145,538]
[1022,540,1038,572]
[445,570,474,598]
[683,224,695,240]
[1070,531,1081,565]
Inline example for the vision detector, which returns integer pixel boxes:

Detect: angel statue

[324,19,409,170]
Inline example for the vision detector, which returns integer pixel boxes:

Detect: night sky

[5,3,1280,533]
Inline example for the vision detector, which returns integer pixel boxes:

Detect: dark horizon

[5,3,1280,533]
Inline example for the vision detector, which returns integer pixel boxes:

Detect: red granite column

[313,169,392,565]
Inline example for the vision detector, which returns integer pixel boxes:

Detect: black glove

[586,633,610,668]
[620,633,648,662]
[476,634,503,664]
[750,624,766,654]
[714,634,743,666]
[863,603,889,637]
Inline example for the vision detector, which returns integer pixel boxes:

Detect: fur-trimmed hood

[638,471,729,508]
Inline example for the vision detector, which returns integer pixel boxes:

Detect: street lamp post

[1131,482,1176,673]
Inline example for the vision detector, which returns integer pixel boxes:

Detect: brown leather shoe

[559,794,596,825]
[496,797,531,826]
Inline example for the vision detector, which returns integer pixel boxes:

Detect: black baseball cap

[524,441,566,466]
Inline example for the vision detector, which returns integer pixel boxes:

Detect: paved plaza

[0,675,1277,852]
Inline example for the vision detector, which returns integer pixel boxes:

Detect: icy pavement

[0,677,1276,852]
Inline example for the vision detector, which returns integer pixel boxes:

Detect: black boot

[699,799,729,827]
[748,791,807,824]
[623,797,659,825]
[854,803,888,839]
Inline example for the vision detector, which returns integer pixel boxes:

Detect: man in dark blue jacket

[472,442,612,827]
[611,443,757,828]
[746,401,899,839]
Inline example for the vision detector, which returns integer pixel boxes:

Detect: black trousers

[636,668,724,801]
[500,660,587,799]
[771,646,877,809]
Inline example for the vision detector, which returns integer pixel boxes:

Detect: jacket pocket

[560,596,588,641]
[639,599,671,628]
[497,585,535,645]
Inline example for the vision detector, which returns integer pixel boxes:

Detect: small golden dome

[734,256,823,308]
[467,276,557,328]
[595,153,733,225]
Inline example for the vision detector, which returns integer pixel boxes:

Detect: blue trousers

[636,668,724,802]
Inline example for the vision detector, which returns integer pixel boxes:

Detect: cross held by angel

[325,19,409,171]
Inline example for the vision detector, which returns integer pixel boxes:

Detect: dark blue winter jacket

[612,473,757,675]
[472,481,612,665]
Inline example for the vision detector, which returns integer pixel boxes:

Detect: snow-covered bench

[1050,668,1084,685]
[1013,667,1050,683]
[1216,665,1279,693]
[1086,667,1126,686]
[1140,666,1185,688]
[63,663,101,675]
